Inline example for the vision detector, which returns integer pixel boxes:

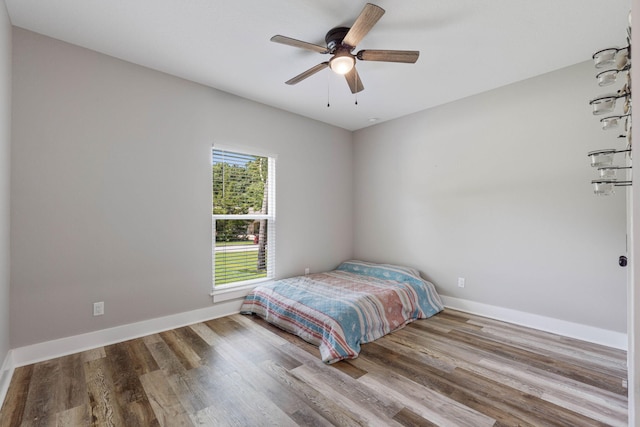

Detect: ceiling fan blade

[285,62,329,85]
[342,3,385,47]
[357,50,420,63]
[271,35,329,54]
[344,67,364,93]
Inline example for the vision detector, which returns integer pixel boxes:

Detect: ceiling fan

[271,3,419,94]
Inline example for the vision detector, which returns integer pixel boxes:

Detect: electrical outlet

[305,267,310,275]
[457,277,465,288]
[93,301,104,316]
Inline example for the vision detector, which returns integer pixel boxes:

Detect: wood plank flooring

[0,310,628,426]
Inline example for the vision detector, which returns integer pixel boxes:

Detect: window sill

[210,279,274,303]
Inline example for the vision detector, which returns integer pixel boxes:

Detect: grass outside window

[214,249,267,285]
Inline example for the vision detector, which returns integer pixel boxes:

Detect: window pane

[214,219,268,285]
[212,148,274,287]
[212,150,269,215]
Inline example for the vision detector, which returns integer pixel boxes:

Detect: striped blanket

[240,260,443,363]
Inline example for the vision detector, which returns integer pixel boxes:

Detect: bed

[240,260,444,363]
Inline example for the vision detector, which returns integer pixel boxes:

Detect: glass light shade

[587,149,615,167]
[592,180,615,195]
[596,69,619,86]
[600,115,622,130]
[330,54,355,75]
[598,167,618,179]
[593,48,618,68]
[589,95,617,115]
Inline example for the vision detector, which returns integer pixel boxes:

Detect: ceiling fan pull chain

[327,69,331,107]
[355,73,359,105]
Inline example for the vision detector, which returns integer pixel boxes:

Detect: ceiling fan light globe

[330,55,355,75]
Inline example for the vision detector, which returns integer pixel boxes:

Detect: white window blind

[212,148,275,287]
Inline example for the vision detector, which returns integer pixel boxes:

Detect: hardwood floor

[0,310,628,426]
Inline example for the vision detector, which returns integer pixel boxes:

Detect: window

[212,148,275,287]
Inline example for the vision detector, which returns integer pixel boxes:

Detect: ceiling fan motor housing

[325,27,352,52]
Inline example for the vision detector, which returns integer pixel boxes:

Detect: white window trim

[210,279,274,303]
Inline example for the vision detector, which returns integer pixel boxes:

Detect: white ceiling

[5,0,631,131]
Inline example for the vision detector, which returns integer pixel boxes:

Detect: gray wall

[0,2,10,364]
[353,62,627,332]
[8,26,629,348]
[10,28,353,348]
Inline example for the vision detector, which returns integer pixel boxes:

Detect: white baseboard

[6,295,627,374]
[0,349,14,411]
[441,296,627,350]
[11,299,243,368]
